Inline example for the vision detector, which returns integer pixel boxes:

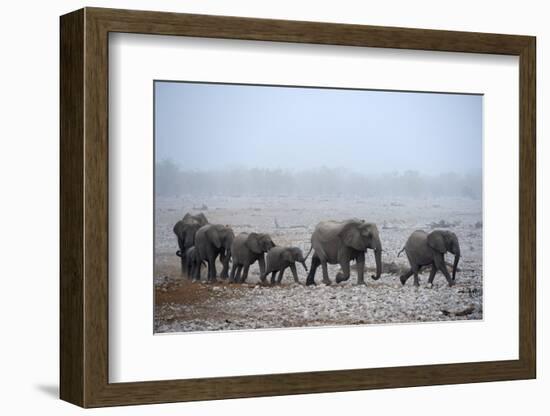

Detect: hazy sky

[155,81,482,175]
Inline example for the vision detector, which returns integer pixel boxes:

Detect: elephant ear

[196,213,208,226]
[339,222,365,251]
[246,233,262,254]
[224,228,235,249]
[282,250,294,263]
[173,221,183,237]
[206,226,222,249]
[427,231,446,254]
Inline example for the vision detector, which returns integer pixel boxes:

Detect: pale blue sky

[155,81,482,175]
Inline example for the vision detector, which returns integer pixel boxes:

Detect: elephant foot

[448,281,455,287]
[399,275,406,286]
[322,280,332,286]
[305,279,316,286]
[335,273,349,284]
[355,280,366,286]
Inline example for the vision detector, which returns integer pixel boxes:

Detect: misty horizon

[155,160,482,199]
[155,81,482,176]
[156,159,482,176]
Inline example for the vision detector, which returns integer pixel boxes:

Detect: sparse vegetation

[155,161,482,199]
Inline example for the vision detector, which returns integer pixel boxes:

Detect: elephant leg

[188,261,195,280]
[258,258,268,284]
[193,261,201,282]
[220,255,230,280]
[234,265,243,283]
[229,263,237,283]
[277,268,285,284]
[427,265,437,286]
[289,264,300,284]
[434,254,453,286]
[270,271,278,285]
[337,249,359,284]
[306,254,321,286]
[209,257,218,283]
[321,260,331,285]
[335,260,351,284]
[180,254,187,275]
[196,262,203,281]
[413,271,420,287]
[258,256,266,281]
[240,264,250,283]
[356,251,366,284]
[400,268,414,285]
[178,239,185,275]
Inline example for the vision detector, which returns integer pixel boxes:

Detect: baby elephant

[230,232,276,283]
[262,246,308,285]
[177,247,204,280]
[398,229,461,287]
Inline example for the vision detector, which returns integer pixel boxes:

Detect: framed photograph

[60,7,536,408]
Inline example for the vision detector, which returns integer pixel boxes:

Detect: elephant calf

[177,246,204,280]
[398,229,461,287]
[262,246,308,285]
[230,232,276,283]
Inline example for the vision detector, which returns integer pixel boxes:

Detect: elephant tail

[397,247,405,257]
[303,245,313,262]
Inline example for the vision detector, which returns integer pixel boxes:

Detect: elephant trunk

[372,247,382,280]
[301,260,308,272]
[452,250,460,281]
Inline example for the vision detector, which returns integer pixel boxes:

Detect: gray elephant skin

[173,213,208,275]
[263,246,308,285]
[230,232,276,283]
[398,229,460,287]
[176,246,205,280]
[306,219,382,285]
[194,224,234,282]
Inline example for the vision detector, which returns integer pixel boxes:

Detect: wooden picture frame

[60,7,536,408]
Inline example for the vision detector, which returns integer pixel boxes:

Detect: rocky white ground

[154,195,483,333]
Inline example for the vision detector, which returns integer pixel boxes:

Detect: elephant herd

[173,212,461,288]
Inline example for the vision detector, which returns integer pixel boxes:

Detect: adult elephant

[173,212,208,276]
[398,230,460,287]
[305,219,382,286]
[194,224,235,283]
[230,232,276,283]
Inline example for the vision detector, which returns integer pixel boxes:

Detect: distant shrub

[155,159,482,199]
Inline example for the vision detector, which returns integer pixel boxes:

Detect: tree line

[155,159,482,199]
